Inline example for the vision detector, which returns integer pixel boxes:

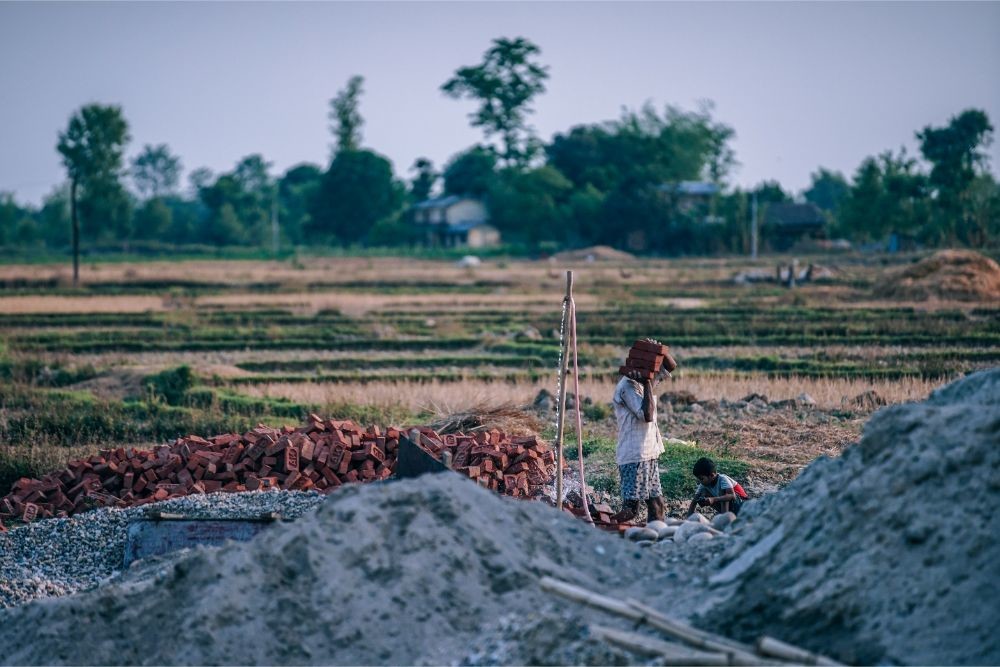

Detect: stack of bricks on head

[619,339,677,380]
[0,414,568,529]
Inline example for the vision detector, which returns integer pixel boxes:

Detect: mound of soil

[876,249,1000,301]
[706,368,1000,665]
[0,474,659,666]
[551,245,636,262]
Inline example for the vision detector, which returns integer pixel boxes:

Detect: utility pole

[750,191,759,260]
[271,189,279,256]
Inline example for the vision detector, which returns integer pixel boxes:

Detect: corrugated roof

[412,195,465,210]
[765,203,826,228]
[656,181,719,196]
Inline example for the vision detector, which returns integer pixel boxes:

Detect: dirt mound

[706,368,1000,665]
[0,474,658,666]
[876,249,1000,301]
[552,245,636,262]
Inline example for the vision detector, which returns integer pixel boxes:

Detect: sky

[1,1,999,207]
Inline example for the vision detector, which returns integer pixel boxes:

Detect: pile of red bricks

[411,427,557,498]
[0,414,399,524]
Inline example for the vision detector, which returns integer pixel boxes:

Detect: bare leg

[646,496,665,522]
[612,500,640,524]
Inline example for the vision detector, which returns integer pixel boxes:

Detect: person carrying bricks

[611,338,677,524]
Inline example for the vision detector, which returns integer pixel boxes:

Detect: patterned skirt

[619,459,662,500]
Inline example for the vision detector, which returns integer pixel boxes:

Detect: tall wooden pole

[554,271,573,509]
[569,298,594,524]
[71,176,79,288]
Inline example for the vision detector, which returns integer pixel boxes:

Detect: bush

[143,365,195,405]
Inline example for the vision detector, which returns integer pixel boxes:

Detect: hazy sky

[2,1,999,206]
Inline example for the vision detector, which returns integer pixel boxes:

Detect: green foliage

[330,75,365,154]
[441,37,549,167]
[487,166,574,245]
[582,401,613,422]
[839,150,928,242]
[804,168,849,213]
[443,146,498,197]
[409,157,437,202]
[131,144,181,199]
[309,149,404,244]
[133,197,173,239]
[143,365,195,405]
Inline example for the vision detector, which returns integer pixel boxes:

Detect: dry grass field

[1,251,996,499]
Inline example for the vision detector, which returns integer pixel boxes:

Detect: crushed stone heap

[706,368,1000,665]
[0,473,655,666]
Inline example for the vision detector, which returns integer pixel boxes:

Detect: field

[1,252,997,510]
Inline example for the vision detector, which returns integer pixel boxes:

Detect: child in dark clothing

[686,457,745,516]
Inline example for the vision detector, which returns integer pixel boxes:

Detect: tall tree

[804,168,849,214]
[917,109,994,244]
[441,37,549,168]
[409,158,437,202]
[131,144,181,199]
[329,75,365,155]
[56,104,131,285]
[308,149,404,244]
[443,146,498,197]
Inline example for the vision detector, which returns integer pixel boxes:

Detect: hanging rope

[568,297,594,525]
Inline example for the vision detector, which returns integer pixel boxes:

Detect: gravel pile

[0,490,325,608]
[705,368,1000,665]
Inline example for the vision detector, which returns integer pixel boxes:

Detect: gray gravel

[0,489,326,609]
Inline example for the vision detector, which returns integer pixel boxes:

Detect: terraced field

[2,253,996,503]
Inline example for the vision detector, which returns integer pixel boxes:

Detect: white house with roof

[411,195,500,248]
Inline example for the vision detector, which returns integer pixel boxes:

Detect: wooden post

[71,176,79,288]
[553,271,573,510]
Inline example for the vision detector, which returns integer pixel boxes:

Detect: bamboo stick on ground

[553,271,573,509]
[756,636,844,666]
[539,577,773,666]
[568,298,593,524]
[588,625,731,665]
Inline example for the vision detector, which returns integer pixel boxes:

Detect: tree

[442,37,549,167]
[131,144,181,199]
[443,146,498,197]
[918,109,994,244]
[133,198,173,240]
[488,166,573,246]
[308,149,404,244]
[409,158,437,202]
[751,180,791,205]
[279,163,323,244]
[329,75,365,155]
[839,150,928,242]
[57,104,131,284]
[804,168,849,214]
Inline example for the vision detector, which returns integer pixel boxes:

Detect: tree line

[1,36,997,272]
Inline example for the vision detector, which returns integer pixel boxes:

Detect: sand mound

[706,369,1000,665]
[551,245,636,262]
[0,474,657,666]
[876,249,1000,301]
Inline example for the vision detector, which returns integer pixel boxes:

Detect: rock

[797,392,817,406]
[665,517,684,526]
[636,540,656,548]
[673,521,711,543]
[655,525,678,540]
[711,512,737,531]
[645,520,668,532]
[624,526,659,542]
[741,393,769,404]
[687,532,715,544]
[688,403,704,414]
[687,512,711,525]
[516,326,542,341]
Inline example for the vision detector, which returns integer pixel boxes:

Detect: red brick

[284,446,300,472]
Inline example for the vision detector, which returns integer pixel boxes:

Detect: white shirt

[612,376,664,465]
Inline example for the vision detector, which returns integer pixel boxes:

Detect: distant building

[764,202,827,250]
[656,181,722,222]
[411,195,500,248]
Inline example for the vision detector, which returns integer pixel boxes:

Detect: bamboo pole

[588,625,730,665]
[553,271,573,510]
[568,294,594,524]
[756,637,843,666]
[539,577,773,666]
